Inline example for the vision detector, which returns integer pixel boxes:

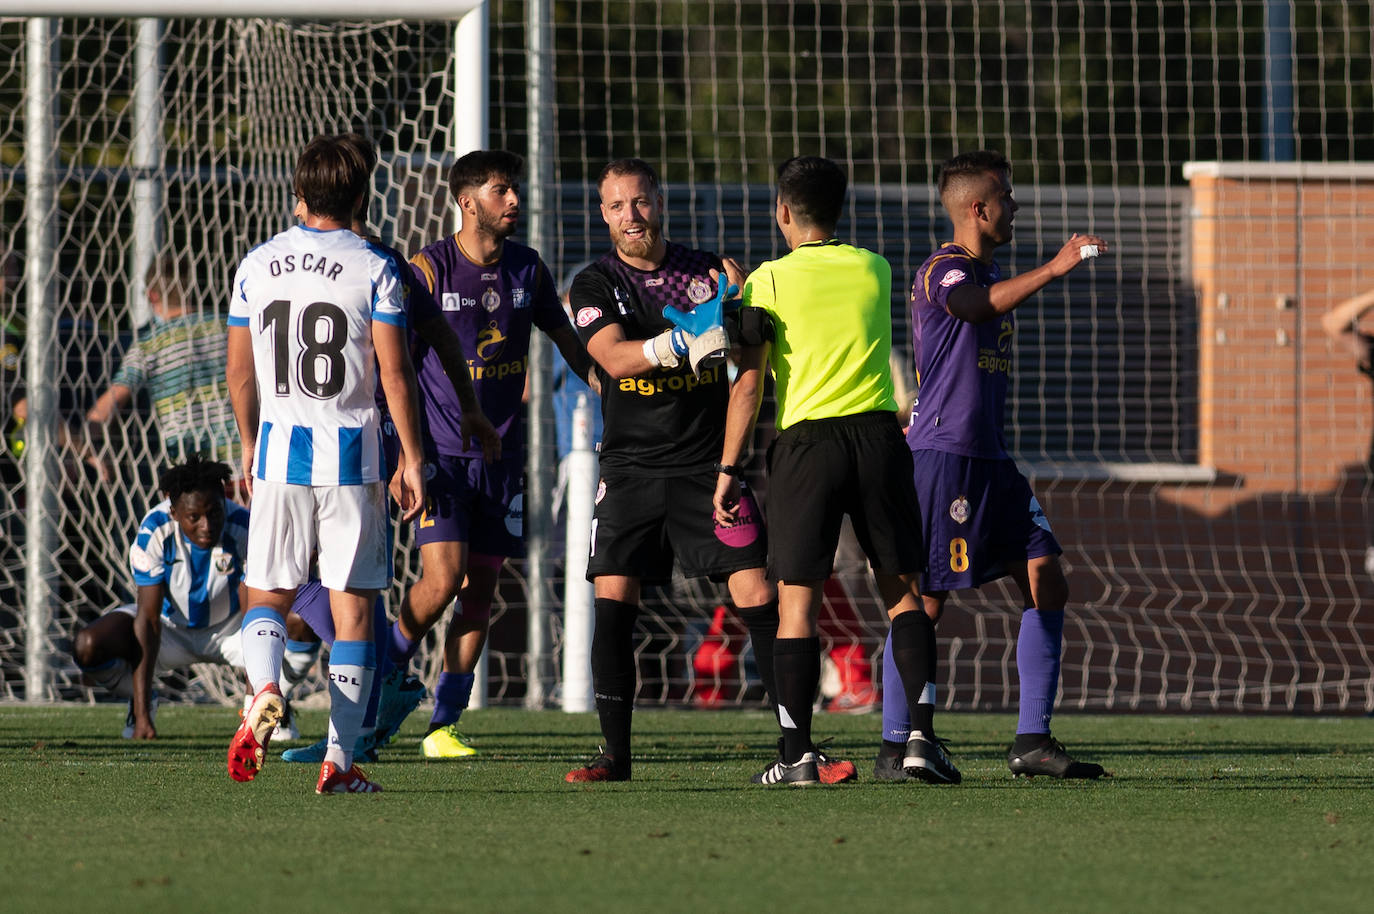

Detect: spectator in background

[82,252,238,481]
[1322,288,1374,578]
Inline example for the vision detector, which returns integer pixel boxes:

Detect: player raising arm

[875,149,1108,780]
[225,134,425,794]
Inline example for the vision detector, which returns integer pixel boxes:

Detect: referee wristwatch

[714,463,742,477]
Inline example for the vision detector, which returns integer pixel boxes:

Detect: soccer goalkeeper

[563,157,855,785]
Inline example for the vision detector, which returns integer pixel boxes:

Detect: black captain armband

[723,306,775,347]
[714,463,742,477]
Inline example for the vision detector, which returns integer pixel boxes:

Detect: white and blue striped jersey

[129,499,250,630]
[228,225,408,486]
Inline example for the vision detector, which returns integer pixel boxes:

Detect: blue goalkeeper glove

[661,273,739,337]
[662,273,738,375]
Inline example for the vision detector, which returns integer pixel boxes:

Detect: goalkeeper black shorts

[585,470,767,584]
[765,410,925,581]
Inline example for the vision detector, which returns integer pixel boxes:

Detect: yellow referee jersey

[743,239,897,430]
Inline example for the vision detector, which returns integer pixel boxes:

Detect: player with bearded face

[562,157,857,785]
[383,150,598,760]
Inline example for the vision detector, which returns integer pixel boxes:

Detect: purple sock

[880,628,911,741]
[429,671,475,730]
[387,621,420,670]
[363,597,390,728]
[1016,608,1065,735]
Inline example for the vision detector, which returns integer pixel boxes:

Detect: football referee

[714,155,959,786]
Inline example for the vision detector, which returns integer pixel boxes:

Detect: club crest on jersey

[576,307,602,327]
[940,269,967,288]
[512,288,529,309]
[482,288,501,312]
[130,544,158,574]
[687,278,713,304]
[477,322,507,361]
[213,547,234,575]
[949,495,971,524]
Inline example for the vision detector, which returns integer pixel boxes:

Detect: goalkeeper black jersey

[569,242,728,477]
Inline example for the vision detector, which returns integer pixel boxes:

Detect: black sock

[888,610,933,732]
[590,598,639,767]
[914,703,935,736]
[879,739,905,756]
[915,613,938,735]
[772,636,820,763]
[736,600,779,716]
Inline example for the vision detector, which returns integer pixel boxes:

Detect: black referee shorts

[765,410,925,581]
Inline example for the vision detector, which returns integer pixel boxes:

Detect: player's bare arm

[1322,287,1374,340]
[374,321,427,522]
[129,582,164,740]
[713,340,769,525]
[947,233,1109,324]
[413,312,503,463]
[225,324,260,492]
[547,323,600,396]
[585,322,688,379]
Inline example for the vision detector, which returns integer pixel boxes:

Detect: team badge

[482,287,501,312]
[949,495,971,524]
[576,307,602,327]
[939,269,967,288]
[424,461,438,481]
[130,544,157,574]
[687,278,713,304]
[213,546,234,575]
[477,322,507,361]
[512,288,529,309]
[595,479,607,504]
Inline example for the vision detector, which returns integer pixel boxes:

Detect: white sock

[240,608,287,694]
[325,639,376,771]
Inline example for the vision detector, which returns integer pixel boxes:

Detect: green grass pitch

[2,706,1370,913]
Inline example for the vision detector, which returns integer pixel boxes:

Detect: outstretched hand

[1049,233,1109,278]
[662,271,739,337]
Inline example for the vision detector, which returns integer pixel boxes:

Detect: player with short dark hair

[714,155,955,786]
[226,133,427,794]
[875,150,1109,780]
[72,457,259,738]
[380,148,596,760]
[564,156,857,785]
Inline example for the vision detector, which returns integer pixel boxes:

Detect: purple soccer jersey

[906,243,1012,459]
[409,236,566,459]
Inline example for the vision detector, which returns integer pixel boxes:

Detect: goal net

[3,2,1373,716]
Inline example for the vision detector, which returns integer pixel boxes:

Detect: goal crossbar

[5,1,480,19]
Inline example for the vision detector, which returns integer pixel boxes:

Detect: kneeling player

[72,457,271,738]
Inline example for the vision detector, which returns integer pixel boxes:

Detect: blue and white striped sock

[241,607,287,694]
[326,639,376,771]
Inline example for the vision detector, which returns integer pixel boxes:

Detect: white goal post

[5,2,584,710]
